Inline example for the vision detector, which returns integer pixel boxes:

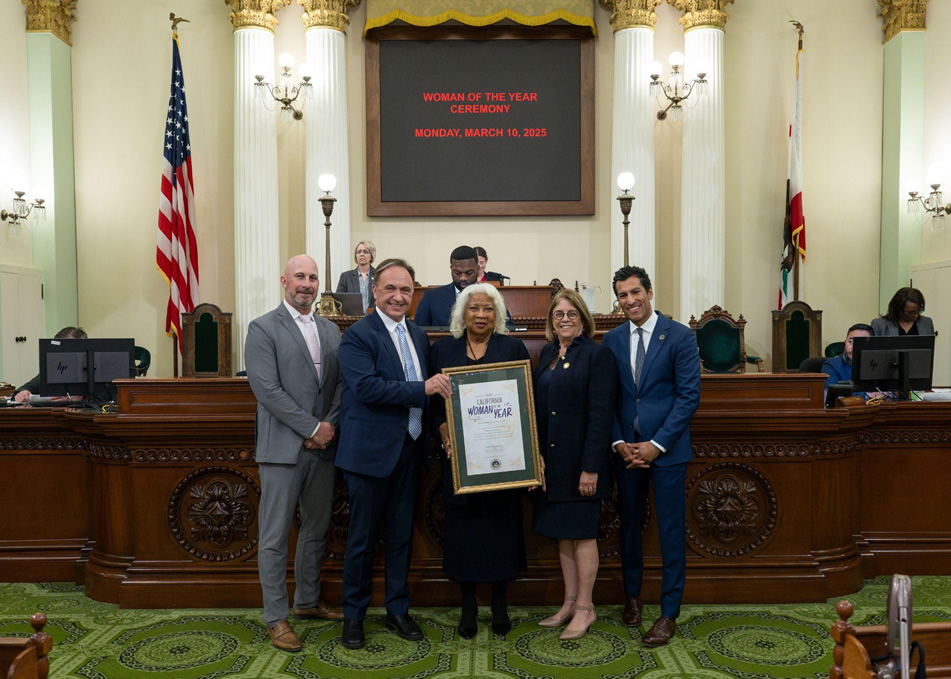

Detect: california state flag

[780,44,805,309]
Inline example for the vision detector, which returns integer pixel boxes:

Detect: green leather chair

[824,341,845,358]
[689,306,764,374]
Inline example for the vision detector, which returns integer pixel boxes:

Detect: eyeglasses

[552,310,579,320]
[901,307,921,317]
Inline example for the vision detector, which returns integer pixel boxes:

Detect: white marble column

[679,26,725,321]
[304,27,351,291]
[233,26,281,370]
[611,26,657,299]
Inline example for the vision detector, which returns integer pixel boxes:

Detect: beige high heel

[538,598,576,628]
[559,604,596,640]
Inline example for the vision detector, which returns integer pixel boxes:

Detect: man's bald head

[281,254,320,313]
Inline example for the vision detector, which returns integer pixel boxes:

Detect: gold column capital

[600,0,663,31]
[298,0,359,33]
[878,0,927,43]
[666,0,734,31]
[225,0,293,32]
[23,0,78,46]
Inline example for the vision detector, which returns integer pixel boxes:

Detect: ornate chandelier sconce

[649,51,707,121]
[254,53,312,122]
[1,187,46,238]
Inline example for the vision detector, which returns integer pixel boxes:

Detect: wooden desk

[3,369,951,608]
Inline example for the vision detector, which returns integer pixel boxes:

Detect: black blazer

[534,334,617,502]
[429,332,531,504]
[335,266,375,308]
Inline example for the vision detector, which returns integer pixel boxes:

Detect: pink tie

[299,314,322,378]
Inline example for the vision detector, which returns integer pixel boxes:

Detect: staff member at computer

[336,240,376,313]
[872,287,934,336]
[13,327,88,402]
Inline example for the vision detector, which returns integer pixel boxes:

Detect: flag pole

[790,20,804,302]
[173,335,179,377]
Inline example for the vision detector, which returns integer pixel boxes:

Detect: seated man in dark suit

[413,246,480,327]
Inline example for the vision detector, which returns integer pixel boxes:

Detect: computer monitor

[39,338,135,401]
[851,335,934,396]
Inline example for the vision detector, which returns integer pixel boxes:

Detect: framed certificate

[442,359,542,495]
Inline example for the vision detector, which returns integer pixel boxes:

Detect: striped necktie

[396,324,423,440]
[634,327,645,387]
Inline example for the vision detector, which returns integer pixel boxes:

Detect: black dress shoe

[341,619,365,650]
[385,614,423,641]
[457,622,477,639]
[491,615,512,636]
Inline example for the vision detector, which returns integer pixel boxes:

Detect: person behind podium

[244,254,344,653]
[336,240,376,313]
[605,265,701,648]
[474,246,505,284]
[429,283,529,639]
[822,323,873,389]
[872,287,934,336]
[532,289,616,641]
[13,326,87,403]
[335,258,452,650]
[413,245,480,327]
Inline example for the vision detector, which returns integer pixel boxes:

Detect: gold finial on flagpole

[789,20,804,49]
[170,12,190,39]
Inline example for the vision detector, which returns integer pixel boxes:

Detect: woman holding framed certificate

[430,283,531,639]
[532,289,617,640]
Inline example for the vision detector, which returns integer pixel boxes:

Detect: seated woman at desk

[13,326,87,403]
[474,246,505,284]
[872,287,934,336]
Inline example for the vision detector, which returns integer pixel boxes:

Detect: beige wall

[0,0,34,268]
[7,1,950,376]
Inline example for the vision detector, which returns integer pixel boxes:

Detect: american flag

[157,37,199,349]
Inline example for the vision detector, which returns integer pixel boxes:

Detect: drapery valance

[364,1,597,37]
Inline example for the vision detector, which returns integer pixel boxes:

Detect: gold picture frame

[442,359,542,495]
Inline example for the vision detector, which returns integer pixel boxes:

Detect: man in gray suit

[245,254,344,652]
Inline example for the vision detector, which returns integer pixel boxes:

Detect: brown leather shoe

[293,600,344,620]
[622,597,643,627]
[268,620,302,652]
[642,616,676,647]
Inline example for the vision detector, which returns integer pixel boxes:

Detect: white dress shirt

[375,308,423,382]
[613,311,666,455]
[283,299,323,438]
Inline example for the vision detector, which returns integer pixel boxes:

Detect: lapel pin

[659,334,666,341]
[563,362,570,369]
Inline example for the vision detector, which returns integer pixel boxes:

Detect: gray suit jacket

[245,303,343,464]
[336,266,375,308]
[871,315,935,336]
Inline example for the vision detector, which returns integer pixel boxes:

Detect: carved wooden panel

[167,466,259,562]
[686,462,778,557]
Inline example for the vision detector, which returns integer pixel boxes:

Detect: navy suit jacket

[336,311,431,478]
[604,311,701,466]
[414,283,456,327]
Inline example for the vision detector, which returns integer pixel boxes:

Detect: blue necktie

[634,327,646,387]
[396,324,423,440]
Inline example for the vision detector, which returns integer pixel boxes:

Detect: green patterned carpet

[3,577,951,678]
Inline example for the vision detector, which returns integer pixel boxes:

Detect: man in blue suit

[604,265,701,647]
[413,246,479,327]
[336,258,452,649]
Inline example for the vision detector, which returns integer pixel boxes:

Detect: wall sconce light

[316,174,340,316]
[649,51,707,122]
[1,188,46,238]
[908,168,951,231]
[254,52,312,122]
[616,172,636,268]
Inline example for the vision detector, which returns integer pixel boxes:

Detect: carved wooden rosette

[168,466,260,561]
[666,0,734,31]
[879,0,928,43]
[686,462,777,557]
[298,0,360,33]
[22,0,77,46]
[600,0,663,31]
[225,0,293,31]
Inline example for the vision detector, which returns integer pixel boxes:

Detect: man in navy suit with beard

[603,265,701,648]
[335,258,452,649]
